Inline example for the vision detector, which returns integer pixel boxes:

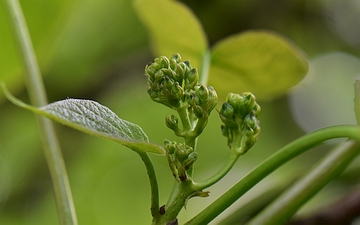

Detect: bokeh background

[1,0,360,224]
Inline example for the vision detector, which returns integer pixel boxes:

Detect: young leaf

[209,30,309,101]
[133,0,207,69]
[2,84,165,155]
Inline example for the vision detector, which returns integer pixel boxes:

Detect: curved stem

[185,125,360,225]
[195,150,241,190]
[137,151,160,219]
[248,139,360,224]
[3,1,77,224]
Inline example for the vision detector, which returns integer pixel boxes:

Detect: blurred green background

[1,0,360,224]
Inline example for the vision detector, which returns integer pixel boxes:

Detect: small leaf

[209,30,309,101]
[354,79,360,125]
[133,0,207,69]
[1,83,165,155]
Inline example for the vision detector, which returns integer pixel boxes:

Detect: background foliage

[1,0,360,224]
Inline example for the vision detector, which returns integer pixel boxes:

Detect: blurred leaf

[354,80,360,125]
[290,52,360,132]
[133,0,207,69]
[2,84,165,155]
[0,0,76,102]
[0,0,148,102]
[209,30,309,101]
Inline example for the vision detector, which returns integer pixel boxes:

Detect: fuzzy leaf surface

[2,84,165,155]
[209,30,309,101]
[133,0,207,69]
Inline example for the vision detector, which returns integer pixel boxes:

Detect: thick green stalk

[155,180,196,225]
[3,0,77,224]
[185,125,360,225]
[248,139,360,224]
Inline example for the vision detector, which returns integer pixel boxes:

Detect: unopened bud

[238,92,256,116]
[193,104,204,118]
[195,85,208,102]
[165,114,179,131]
[207,86,218,111]
[220,102,234,118]
[171,53,181,63]
[185,68,198,89]
[183,152,198,170]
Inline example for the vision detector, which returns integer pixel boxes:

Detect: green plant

[2,0,360,224]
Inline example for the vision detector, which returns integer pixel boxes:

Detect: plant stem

[3,0,77,224]
[248,140,360,224]
[137,151,160,219]
[195,149,241,190]
[185,125,360,225]
[155,180,196,224]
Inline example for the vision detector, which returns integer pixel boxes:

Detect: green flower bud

[173,64,184,83]
[219,105,238,129]
[145,54,202,110]
[165,114,180,132]
[164,140,177,155]
[171,53,181,63]
[220,102,234,119]
[145,65,155,80]
[207,86,218,111]
[154,70,164,82]
[193,104,204,118]
[253,102,261,117]
[178,62,190,75]
[237,92,256,116]
[183,152,198,171]
[195,84,208,102]
[169,57,177,71]
[226,93,242,112]
[220,92,261,153]
[155,56,170,68]
[185,68,198,90]
[148,89,159,100]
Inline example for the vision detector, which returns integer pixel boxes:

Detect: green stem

[185,125,360,225]
[3,1,77,224]
[137,151,160,220]
[155,180,196,224]
[195,150,241,190]
[177,106,192,132]
[248,140,360,224]
[166,181,179,206]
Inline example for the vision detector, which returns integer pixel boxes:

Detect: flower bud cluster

[145,54,199,110]
[164,140,198,181]
[185,85,218,119]
[219,92,261,154]
[145,54,218,138]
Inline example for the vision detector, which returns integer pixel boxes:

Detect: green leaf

[209,30,309,101]
[355,79,360,125]
[1,83,165,155]
[133,0,207,69]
